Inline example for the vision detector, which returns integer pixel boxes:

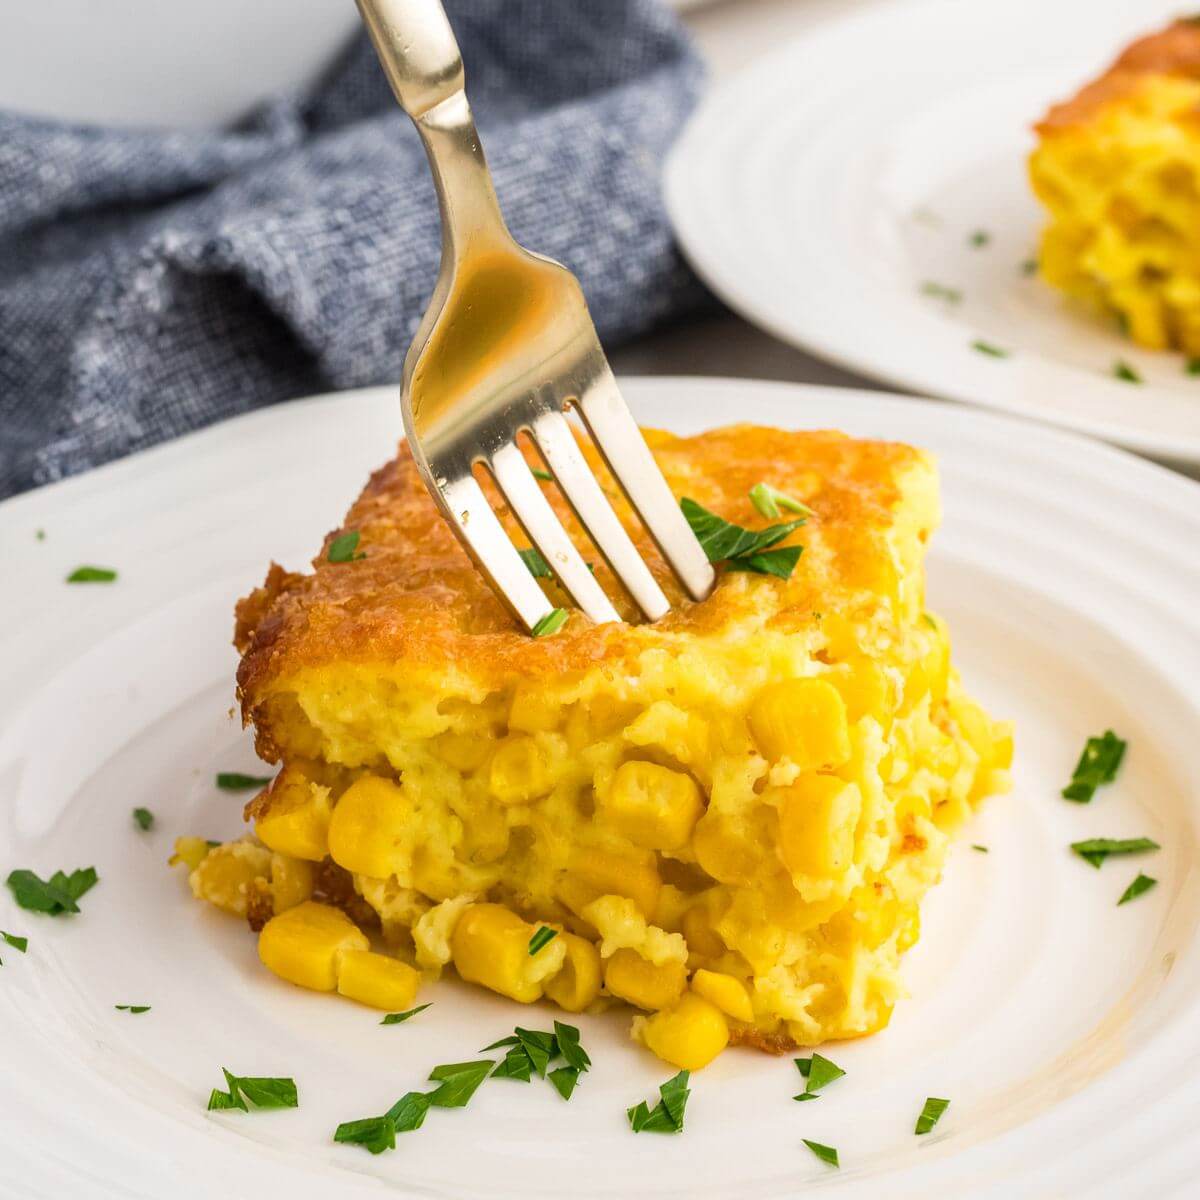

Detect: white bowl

[0,0,362,130]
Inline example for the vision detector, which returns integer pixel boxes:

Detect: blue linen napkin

[0,0,706,498]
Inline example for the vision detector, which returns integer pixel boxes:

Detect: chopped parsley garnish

[528,926,559,955]
[66,566,117,583]
[1118,873,1157,905]
[1070,837,1158,869]
[549,1066,581,1100]
[803,1139,839,1167]
[1061,730,1126,802]
[793,1052,845,1100]
[207,1069,298,1112]
[1021,258,1038,276]
[1187,357,1200,376]
[921,282,962,304]
[971,844,988,853]
[35,529,45,541]
[6,866,98,915]
[482,1027,557,1079]
[681,497,806,580]
[971,339,1009,358]
[386,1090,433,1131]
[969,230,991,248]
[215,772,272,791]
[328,530,366,563]
[380,1003,431,1025]
[749,482,813,521]
[115,1004,150,1014]
[427,1060,494,1108]
[334,1115,395,1154]
[531,468,553,481]
[132,807,154,832]
[915,1096,950,1134]
[1113,360,1143,384]
[531,608,568,638]
[628,1069,690,1133]
[1,931,28,953]
[519,548,553,578]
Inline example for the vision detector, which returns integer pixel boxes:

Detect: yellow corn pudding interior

[1030,19,1200,351]
[177,423,1011,1071]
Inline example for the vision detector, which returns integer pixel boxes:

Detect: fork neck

[416,90,512,265]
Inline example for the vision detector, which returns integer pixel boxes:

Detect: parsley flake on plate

[803,1139,839,1167]
[793,1052,845,1101]
[971,339,1010,358]
[915,1096,950,1134]
[215,772,272,792]
[6,867,98,915]
[427,1060,495,1108]
[115,1005,151,1014]
[920,282,962,304]
[380,1003,431,1025]
[132,807,154,832]
[327,530,366,563]
[531,468,553,481]
[1112,360,1143,384]
[968,230,991,248]
[628,1069,690,1134]
[66,566,117,583]
[1,931,28,953]
[334,1115,395,1155]
[971,844,988,853]
[1187,358,1200,377]
[207,1069,297,1112]
[1062,730,1126,802]
[1070,836,1158,869]
[531,608,568,638]
[1118,873,1157,905]
[528,925,559,955]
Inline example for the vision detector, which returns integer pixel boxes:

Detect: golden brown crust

[728,1025,798,1055]
[235,424,931,752]
[1037,19,1200,134]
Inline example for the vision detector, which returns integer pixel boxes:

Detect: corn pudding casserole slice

[177,423,1011,1071]
[1030,18,1200,351]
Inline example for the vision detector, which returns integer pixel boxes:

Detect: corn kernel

[828,658,890,724]
[748,678,851,769]
[692,809,773,887]
[508,685,561,734]
[188,840,271,917]
[336,949,421,1011]
[544,932,602,1012]
[682,892,728,960]
[254,768,332,862]
[451,903,563,1003]
[170,836,212,872]
[258,901,369,992]
[639,992,729,1070]
[270,853,315,913]
[488,736,553,805]
[599,760,704,851]
[568,846,661,919]
[327,775,411,879]
[603,947,686,1011]
[691,968,754,1022]
[775,776,862,878]
[434,729,492,772]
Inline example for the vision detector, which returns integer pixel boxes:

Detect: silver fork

[356,0,714,631]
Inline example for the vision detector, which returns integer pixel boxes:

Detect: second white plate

[666,0,1200,462]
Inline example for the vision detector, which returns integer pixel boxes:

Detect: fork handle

[357,0,508,257]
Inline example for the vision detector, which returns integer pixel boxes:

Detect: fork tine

[532,410,671,622]
[489,442,621,625]
[574,368,715,604]
[440,473,557,631]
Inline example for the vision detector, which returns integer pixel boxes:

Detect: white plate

[2,378,1199,1198]
[665,0,1200,463]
